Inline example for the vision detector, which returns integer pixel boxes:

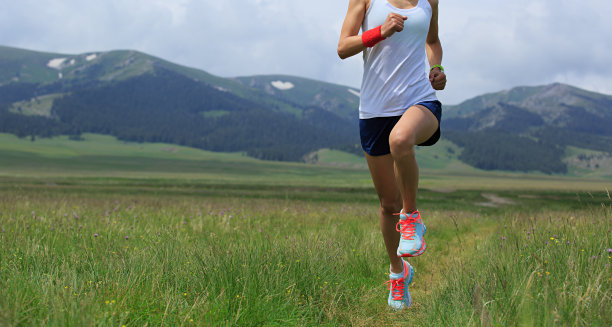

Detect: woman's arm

[338,0,407,60]
[337,0,368,59]
[426,0,446,90]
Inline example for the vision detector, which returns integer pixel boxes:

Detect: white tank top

[359,0,438,119]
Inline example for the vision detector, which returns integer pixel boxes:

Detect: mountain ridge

[1,45,611,176]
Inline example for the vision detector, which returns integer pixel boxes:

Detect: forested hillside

[1,45,612,175]
[441,84,612,173]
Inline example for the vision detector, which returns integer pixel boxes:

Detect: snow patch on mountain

[47,58,68,70]
[347,89,360,97]
[86,54,98,61]
[271,81,294,90]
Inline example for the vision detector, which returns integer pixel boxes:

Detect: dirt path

[476,193,516,207]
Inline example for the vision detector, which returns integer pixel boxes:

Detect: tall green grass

[0,181,610,326]
[425,207,612,326]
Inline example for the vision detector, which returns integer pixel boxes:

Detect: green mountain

[2,45,611,176]
[442,83,612,174]
[0,45,360,161]
[233,75,361,121]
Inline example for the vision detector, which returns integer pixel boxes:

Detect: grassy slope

[0,133,372,187]
[1,133,610,192]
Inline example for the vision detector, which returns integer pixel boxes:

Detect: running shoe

[386,259,414,310]
[395,210,427,257]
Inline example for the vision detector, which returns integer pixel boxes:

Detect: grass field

[0,133,611,326]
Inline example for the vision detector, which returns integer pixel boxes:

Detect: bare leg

[389,105,439,213]
[364,153,404,274]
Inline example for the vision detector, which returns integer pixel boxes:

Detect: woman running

[337,0,446,310]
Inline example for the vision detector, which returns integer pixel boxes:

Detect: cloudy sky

[2,0,611,104]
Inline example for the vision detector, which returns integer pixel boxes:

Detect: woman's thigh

[390,104,439,147]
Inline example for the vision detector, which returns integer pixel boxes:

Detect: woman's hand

[429,69,446,90]
[381,13,407,38]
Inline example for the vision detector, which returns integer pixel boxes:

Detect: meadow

[0,134,611,326]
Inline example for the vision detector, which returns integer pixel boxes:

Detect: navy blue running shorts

[359,100,442,156]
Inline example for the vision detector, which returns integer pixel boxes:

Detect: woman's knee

[380,199,401,216]
[389,130,416,158]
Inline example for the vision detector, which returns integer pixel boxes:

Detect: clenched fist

[429,69,446,90]
[380,13,407,38]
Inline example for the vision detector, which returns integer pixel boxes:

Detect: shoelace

[385,278,405,301]
[395,215,418,240]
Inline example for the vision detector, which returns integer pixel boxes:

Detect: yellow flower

[105,300,110,304]
[545,271,550,275]
[183,293,187,296]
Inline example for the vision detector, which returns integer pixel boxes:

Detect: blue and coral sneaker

[395,210,427,257]
[386,259,414,310]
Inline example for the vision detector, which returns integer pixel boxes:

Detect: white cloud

[1,0,611,105]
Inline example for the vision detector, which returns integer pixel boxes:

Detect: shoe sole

[397,225,427,258]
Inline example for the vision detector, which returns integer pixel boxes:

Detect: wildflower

[125,236,129,240]
[607,249,612,253]
[94,233,98,237]
[527,231,531,235]
[545,271,550,275]
[501,236,506,241]
[550,237,555,240]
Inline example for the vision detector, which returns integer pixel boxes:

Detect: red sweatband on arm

[362,25,386,47]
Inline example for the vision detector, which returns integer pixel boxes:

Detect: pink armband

[362,25,386,47]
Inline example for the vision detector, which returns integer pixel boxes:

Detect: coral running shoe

[395,210,427,257]
[386,259,414,310]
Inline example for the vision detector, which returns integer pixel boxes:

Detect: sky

[1,0,611,105]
